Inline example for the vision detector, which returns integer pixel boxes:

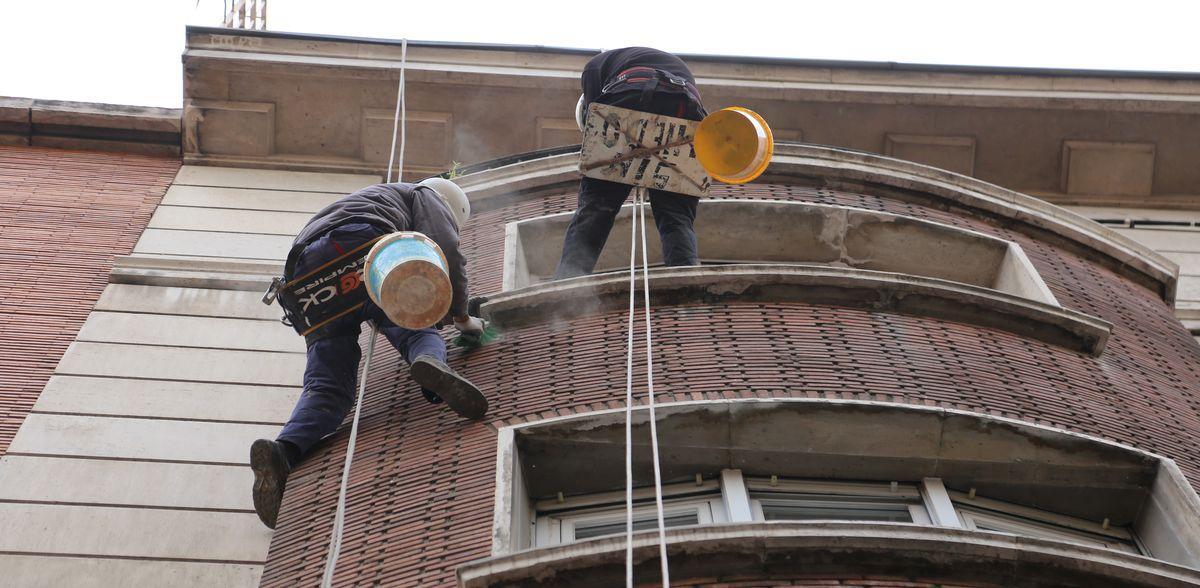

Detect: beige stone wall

[0,166,377,587]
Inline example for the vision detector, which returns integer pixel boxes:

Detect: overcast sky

[3,0,1198,108]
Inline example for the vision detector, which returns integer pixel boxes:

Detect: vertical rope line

[638,188,670,586]
[397,38,408,181]
[623,192,639,588]
[385,39,408,183]
[320,323,378,588]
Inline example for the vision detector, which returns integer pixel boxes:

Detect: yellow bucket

[363,232,452,329]
[694,106,774,184]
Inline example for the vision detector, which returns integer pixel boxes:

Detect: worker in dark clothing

[250,178,487,529]
[554,47,708,279]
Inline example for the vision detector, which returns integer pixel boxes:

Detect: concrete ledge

[764,144,1179,303]
[458,522,1200,587]
[0,97,181,156]
[110,255,281,291]
[452,144,1178,303]
[481,264,1113,356]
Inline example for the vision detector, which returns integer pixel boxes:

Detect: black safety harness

[261,235,384,337]
[600,66,703,112]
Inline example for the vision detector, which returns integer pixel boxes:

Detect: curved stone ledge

[453,143,1177,302]
[457,522,1200,587]
[480,264,1113,356]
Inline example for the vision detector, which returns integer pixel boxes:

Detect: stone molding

[458,521,1200,588]
[110,255,280,291]
[184,27,1200,114]
[452,144,1178,302]
[0,97,181,155]
[482,264,1112,356]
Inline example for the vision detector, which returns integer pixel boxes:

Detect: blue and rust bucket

[363,232,451,329]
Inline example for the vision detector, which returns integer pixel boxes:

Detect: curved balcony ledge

[480,264,1113,356]
[457,522,1200,587]
[454,143,1177,302]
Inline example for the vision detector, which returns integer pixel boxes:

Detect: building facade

[2,26,1200,587]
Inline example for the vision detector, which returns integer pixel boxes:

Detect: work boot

[410,356,488,420]
[250,439,291,529]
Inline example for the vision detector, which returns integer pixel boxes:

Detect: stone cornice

[185,27,1200,109]
[183,43,1200,115]
[0,97,181,156]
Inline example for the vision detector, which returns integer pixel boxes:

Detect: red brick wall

[261,180,1200,587]
[0,146,177,456]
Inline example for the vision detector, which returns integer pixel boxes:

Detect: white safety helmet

[418,177,470,229]
[575,94,586,132]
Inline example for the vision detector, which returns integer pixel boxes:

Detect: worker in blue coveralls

[553,47,708,279]
[250,178,487,529]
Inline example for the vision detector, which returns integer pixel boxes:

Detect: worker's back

[581,47,696,103]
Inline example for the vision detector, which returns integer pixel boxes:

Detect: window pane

[757,495,915,523]
[957,507,1139,554]
[573,512,699,540]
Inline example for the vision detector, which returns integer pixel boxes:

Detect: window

[530,473,1143,555]
[533,480,727,547]
[747,478,930,524]
[494,401,1200,565]
[949,491,1141,555]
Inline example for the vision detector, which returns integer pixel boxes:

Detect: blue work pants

[276,223,446,458]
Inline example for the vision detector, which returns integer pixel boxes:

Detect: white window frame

[528,471,1144,555]
[745,477,931,525]
[533,479,727,547]
[948,490,1143,555]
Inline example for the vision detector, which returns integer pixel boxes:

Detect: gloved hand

[454,315,486,337]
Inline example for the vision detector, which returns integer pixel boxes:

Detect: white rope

[320,323,379,588]
[385,38,408,183]
[623,188,671,587]
[321,36,408,588]
[637,188,671,586]
[623,187,639,588]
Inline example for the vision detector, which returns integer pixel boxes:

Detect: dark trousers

[553,90,704,280]
[276,223,446,458]
[554,179,700,278]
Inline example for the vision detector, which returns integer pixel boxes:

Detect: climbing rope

[624,187,671,587]
[623,188,639,587]
[321,38,407,588]
[385,38,408,183]
[320,322,378,588]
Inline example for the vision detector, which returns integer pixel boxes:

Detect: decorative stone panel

[1062,140,1156,197]
[362,108,452,169]
[885,133,976,176]
[185,100,275,157]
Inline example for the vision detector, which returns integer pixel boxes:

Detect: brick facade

[0,146,177,456]
[260,178,1200,586]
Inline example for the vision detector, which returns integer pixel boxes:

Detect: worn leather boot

[410,356,488,420]
[250,439,291,529]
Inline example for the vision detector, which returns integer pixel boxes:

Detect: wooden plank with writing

[578,103,710,198]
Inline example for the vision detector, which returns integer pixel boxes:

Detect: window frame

[745,477,931,525]
[533,479,726,547]
[530,471,1144,555]
[948,490,1144,555]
